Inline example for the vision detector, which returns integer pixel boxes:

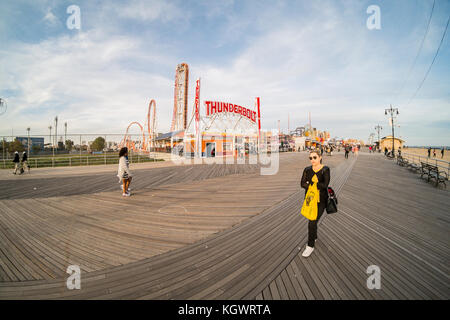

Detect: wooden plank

[1,152,449,300]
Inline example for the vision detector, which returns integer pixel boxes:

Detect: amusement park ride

[120,99,157,152]
[121,62,262,158]
[171,63,189,132]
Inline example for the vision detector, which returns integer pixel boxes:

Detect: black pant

[345,152,349,159]
[308,202,326,247]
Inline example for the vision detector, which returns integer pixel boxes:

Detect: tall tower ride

[171,63,189,131]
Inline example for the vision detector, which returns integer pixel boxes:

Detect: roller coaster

[121,99,157,152]
[121,63,189,153]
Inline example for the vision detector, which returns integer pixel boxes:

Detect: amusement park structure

[121,99,157,152]
[171,63,189,132]
[121,62,265,158]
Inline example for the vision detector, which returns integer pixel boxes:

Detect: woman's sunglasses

[309,156,318,160]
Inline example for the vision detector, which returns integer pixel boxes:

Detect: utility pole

[374,124,382,152]
[64,122,67,149]
[48,125,52,149]
[54,116,58,152]
[384,105,399,155]
[27,127,30,156]
[288,113,290,135]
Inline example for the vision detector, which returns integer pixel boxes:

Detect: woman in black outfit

[300,150,330,257]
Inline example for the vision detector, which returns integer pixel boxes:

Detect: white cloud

[43,8,59,26]
[114,0,184,23]
[0,0,448,146]
[0,29,176,138]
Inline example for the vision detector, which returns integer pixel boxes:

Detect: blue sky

[0,0,449,145]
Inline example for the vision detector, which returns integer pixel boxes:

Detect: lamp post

[49,125,54,157]
[26,127,30,156]
[385,105,399,155]
[374,124,382,152]
[64,122,67,149]
[54,116,58,153]
[48,125,52,148]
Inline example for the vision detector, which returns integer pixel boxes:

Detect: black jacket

[22,153,27,162]
[301,165,330,204]
[13,154,20,163]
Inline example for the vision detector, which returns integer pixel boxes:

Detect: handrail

[400,152,450,177]
[1,152,165,169]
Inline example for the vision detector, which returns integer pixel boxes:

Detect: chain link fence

[1,134,166,169]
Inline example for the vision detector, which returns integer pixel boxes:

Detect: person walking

[345,145,349,159]
[300,150,330,258]
[428,147,431,158]
[433,149,436,158]
[21,151,30,173]
[12,151,20,174]
[117,147,132,197]
[441,147,445,159]
[384,147,388,156]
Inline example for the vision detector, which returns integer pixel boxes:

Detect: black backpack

[326,187,338,214]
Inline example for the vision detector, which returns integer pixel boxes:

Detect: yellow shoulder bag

[301,181,319,221]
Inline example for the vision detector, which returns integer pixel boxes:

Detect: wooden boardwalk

[0,152,448,299]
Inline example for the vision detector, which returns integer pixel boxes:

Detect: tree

[0,139,9,153]
[9,139,25,153]
[32,145,41,154]
[65,140,74,151]
[91,137,106,152]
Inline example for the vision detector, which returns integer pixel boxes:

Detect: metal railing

[400,152,450,177]
[1,152,164,170]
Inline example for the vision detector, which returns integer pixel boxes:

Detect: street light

[26,127,30,156]
[54,116,58,152]
[48,125,54,157]
[374,125,382,152]
[48,126,52,147]
[384,104,399,155]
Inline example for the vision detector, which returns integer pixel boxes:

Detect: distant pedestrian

[300,150,330,258]
[117,147,132,197]
[433,149,436,158]
[344,145,349,159]
[441,148,445,159]
[428,147,431,158]
[12,151,20,174]
[384,147,388,156]
[21,151,30,173]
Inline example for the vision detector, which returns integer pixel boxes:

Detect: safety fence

[401,152,450,177]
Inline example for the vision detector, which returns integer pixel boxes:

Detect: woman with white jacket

[117,147,132,197]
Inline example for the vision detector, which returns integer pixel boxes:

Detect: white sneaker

[122,192,130,197]
[302,246,314,258]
